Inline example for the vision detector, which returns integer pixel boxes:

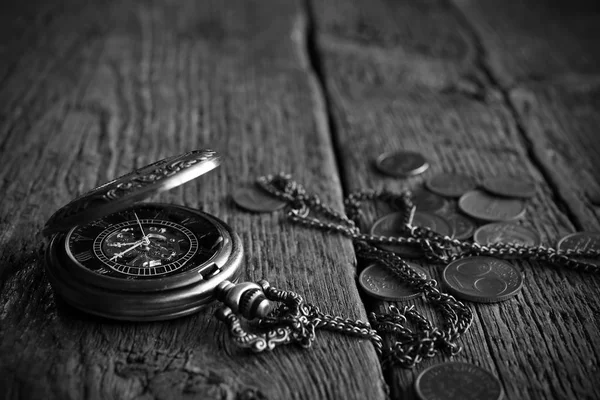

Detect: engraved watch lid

[42,149,220,236]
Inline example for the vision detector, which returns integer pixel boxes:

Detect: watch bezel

[57,204,234,292]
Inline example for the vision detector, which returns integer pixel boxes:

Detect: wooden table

[1,0,599,399]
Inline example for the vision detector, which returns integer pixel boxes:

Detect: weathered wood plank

[0,1,387,399]
[311,0,600,399]
[452,0,600,228]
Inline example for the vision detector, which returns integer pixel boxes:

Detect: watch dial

[66,204,224,279]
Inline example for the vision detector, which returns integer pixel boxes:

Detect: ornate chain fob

[43,150,243,321]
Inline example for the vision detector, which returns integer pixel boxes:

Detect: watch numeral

[117,210,133,220]
[181,217,201,225]
[74,251,94,263]
[154,209,170,220]
[71,232,93,242]
[96,268,110,275]
[91,219,110,229]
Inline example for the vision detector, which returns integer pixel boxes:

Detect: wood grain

[0,0,387,399]
[2,0,599,399]
[453,0,600,227]
[311,0,600,398]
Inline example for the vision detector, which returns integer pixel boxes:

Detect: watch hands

[110,240,146,261]
[133,212,149,239]
[109,241,144,247]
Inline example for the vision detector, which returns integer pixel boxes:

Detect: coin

[370,212,422,257]
[441,212,477,240]
[474,222,541,247]
[482,176,536,198]
[442,257,523,303]
[232,186,287,212]
[412,189,448,213]
[412,211,454,238]
[414,362,504,400]
[359,262,428,301]
[557,232,600,266]
[458,190,526,222]
[426,173,478,198]
[371,212,454,257]
[375,151,428,177]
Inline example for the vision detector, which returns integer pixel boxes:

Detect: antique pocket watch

[43,150,243,321]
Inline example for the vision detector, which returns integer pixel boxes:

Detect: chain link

[255,173,599,368]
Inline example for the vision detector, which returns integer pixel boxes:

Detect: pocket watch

[43,149,243,321]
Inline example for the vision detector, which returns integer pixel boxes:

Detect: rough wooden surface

[1,0,599,399]
[312,0,600,399]
[0,1,386,399]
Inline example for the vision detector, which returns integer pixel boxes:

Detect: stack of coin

[367,161,543,305]
[424,172,540,245]
[453,175,538,246]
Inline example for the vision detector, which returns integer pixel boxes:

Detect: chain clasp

[214,280,316,352]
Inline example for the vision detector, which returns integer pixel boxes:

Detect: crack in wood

[303,0,350,198]
[447,0,584,231]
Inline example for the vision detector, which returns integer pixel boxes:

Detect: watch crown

[215,281,274,319]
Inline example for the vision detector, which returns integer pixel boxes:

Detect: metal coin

[482,176,536,198]
[375,151,429,177]
[557,232,600,266]
[415,362,504,400]
[458,190,526,222]
[370,212,422,257]
[440,212,477,240]
[231,186,287,212]
[426,173,478,198]
[359,262,428,301]
[370,212,453,257]
[442,256,523,303]
[412,189,448,213]
[474,222,541,247]
[412,211,454,238]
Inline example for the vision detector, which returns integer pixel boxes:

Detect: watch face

[66,204,224,280]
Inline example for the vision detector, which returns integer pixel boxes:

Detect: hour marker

[74,251,94,263]
[71,233,93,241]
[154,209,170,220]
[91,219,110,229]
[181,217,202,225]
